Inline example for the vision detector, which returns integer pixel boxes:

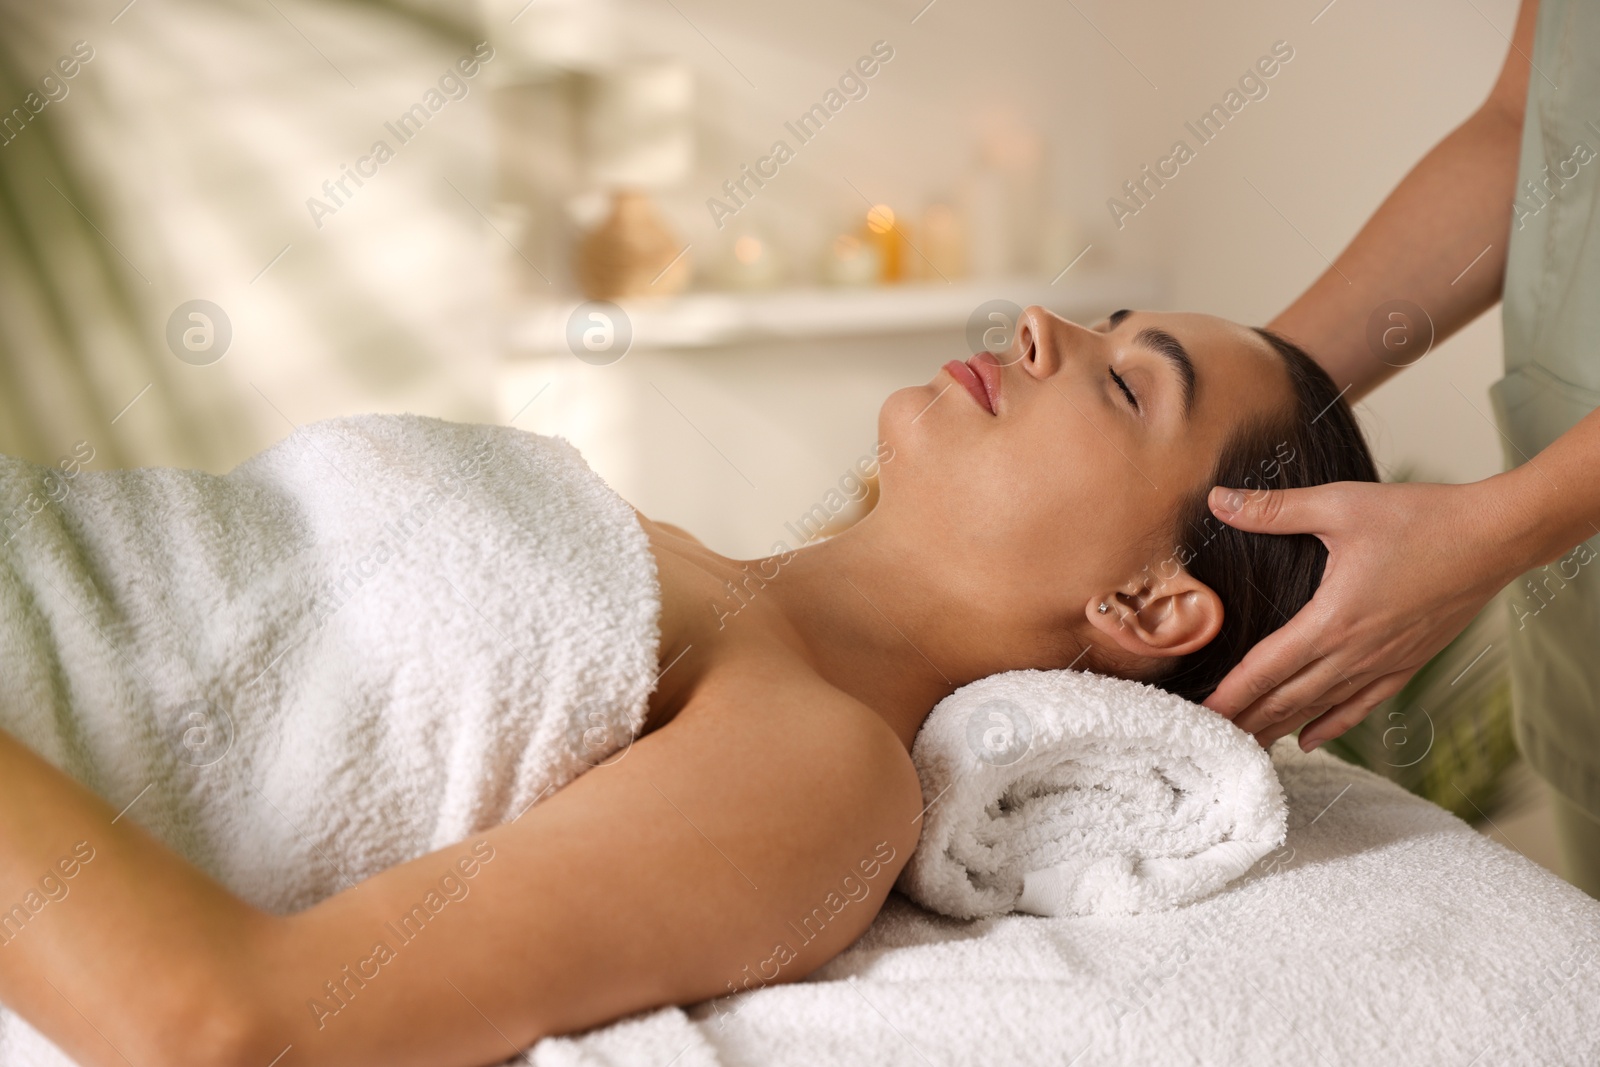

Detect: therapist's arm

[1268,0,1539,399]
[1202,0,1556,743]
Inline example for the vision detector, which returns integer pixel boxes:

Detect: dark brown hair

[1149,328,1379,704]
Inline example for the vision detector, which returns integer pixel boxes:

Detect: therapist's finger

[1253,666,1390,749]
[1253,701,1335,749]
[1295,671,1413,752]
[1201,622,1321,719]
[1208,616,1358,728]
[1231,660,1369,737]
[1201,480,1354,721]
[1206,483,1343,538]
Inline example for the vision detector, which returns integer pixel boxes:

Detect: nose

[1011,305,1073,380]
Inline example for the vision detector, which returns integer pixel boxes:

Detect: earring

[1097,602,1110,614]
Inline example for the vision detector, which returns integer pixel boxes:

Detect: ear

[1084,567,1223,660]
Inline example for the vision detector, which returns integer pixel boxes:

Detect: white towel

[0,413,663,1065]
[0,413,662,908]
[0,412,662,1062]
[895,668,1287,918]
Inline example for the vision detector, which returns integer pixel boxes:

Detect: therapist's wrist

[1481,462,1590,577]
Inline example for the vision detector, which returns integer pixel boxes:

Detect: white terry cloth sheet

[526,742,1600,1067]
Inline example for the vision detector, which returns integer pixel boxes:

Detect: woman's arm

[0,730,264,1066]
[1269,0,1538,399]
[0,675,923,1066]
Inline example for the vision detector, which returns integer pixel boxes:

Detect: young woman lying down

[0,306,1375,1066]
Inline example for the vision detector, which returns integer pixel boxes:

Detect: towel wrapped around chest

[0,413,662,916]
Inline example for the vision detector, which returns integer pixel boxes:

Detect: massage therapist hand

[1199,475,1539,751]
[1195,0,1571,752]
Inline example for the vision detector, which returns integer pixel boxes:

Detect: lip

[969,351,1002,412]
[943,355,1000,415]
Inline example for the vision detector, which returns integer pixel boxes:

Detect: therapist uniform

[1492,0,1600,896]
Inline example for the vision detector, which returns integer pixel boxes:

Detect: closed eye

[1109,367,1139,411]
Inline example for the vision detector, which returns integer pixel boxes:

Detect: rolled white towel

[896,668,1287,919]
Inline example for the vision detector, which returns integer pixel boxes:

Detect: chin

[869,387,920,501]
[876,382,986,513]
[876,388,930,470]
[878,382,953,445]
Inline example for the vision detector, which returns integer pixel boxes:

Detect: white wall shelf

[495,266,1166,556]
[505,269,1164,356]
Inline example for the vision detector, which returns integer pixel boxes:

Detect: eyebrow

[1104,308,1197,420]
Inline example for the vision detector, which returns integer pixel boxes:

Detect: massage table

[525,741,1600,1067]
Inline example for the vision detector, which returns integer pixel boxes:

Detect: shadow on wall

[0,0,497,472]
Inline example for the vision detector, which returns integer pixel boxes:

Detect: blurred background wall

[0,0,497,472]
[0,0,1515,483]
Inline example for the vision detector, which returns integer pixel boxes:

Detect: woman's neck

[753,515,1023,744]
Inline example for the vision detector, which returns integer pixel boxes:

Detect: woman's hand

[1199,476,1541,750]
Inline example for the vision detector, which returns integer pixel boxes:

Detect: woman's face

[873,306,1294,668]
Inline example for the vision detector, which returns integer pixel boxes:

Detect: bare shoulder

[676,653,922,800]
[640,658,927,976]
[526,655,927,1018]
[633,508,705,547]
[660,651,928,887]
[260,646,929,1063]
